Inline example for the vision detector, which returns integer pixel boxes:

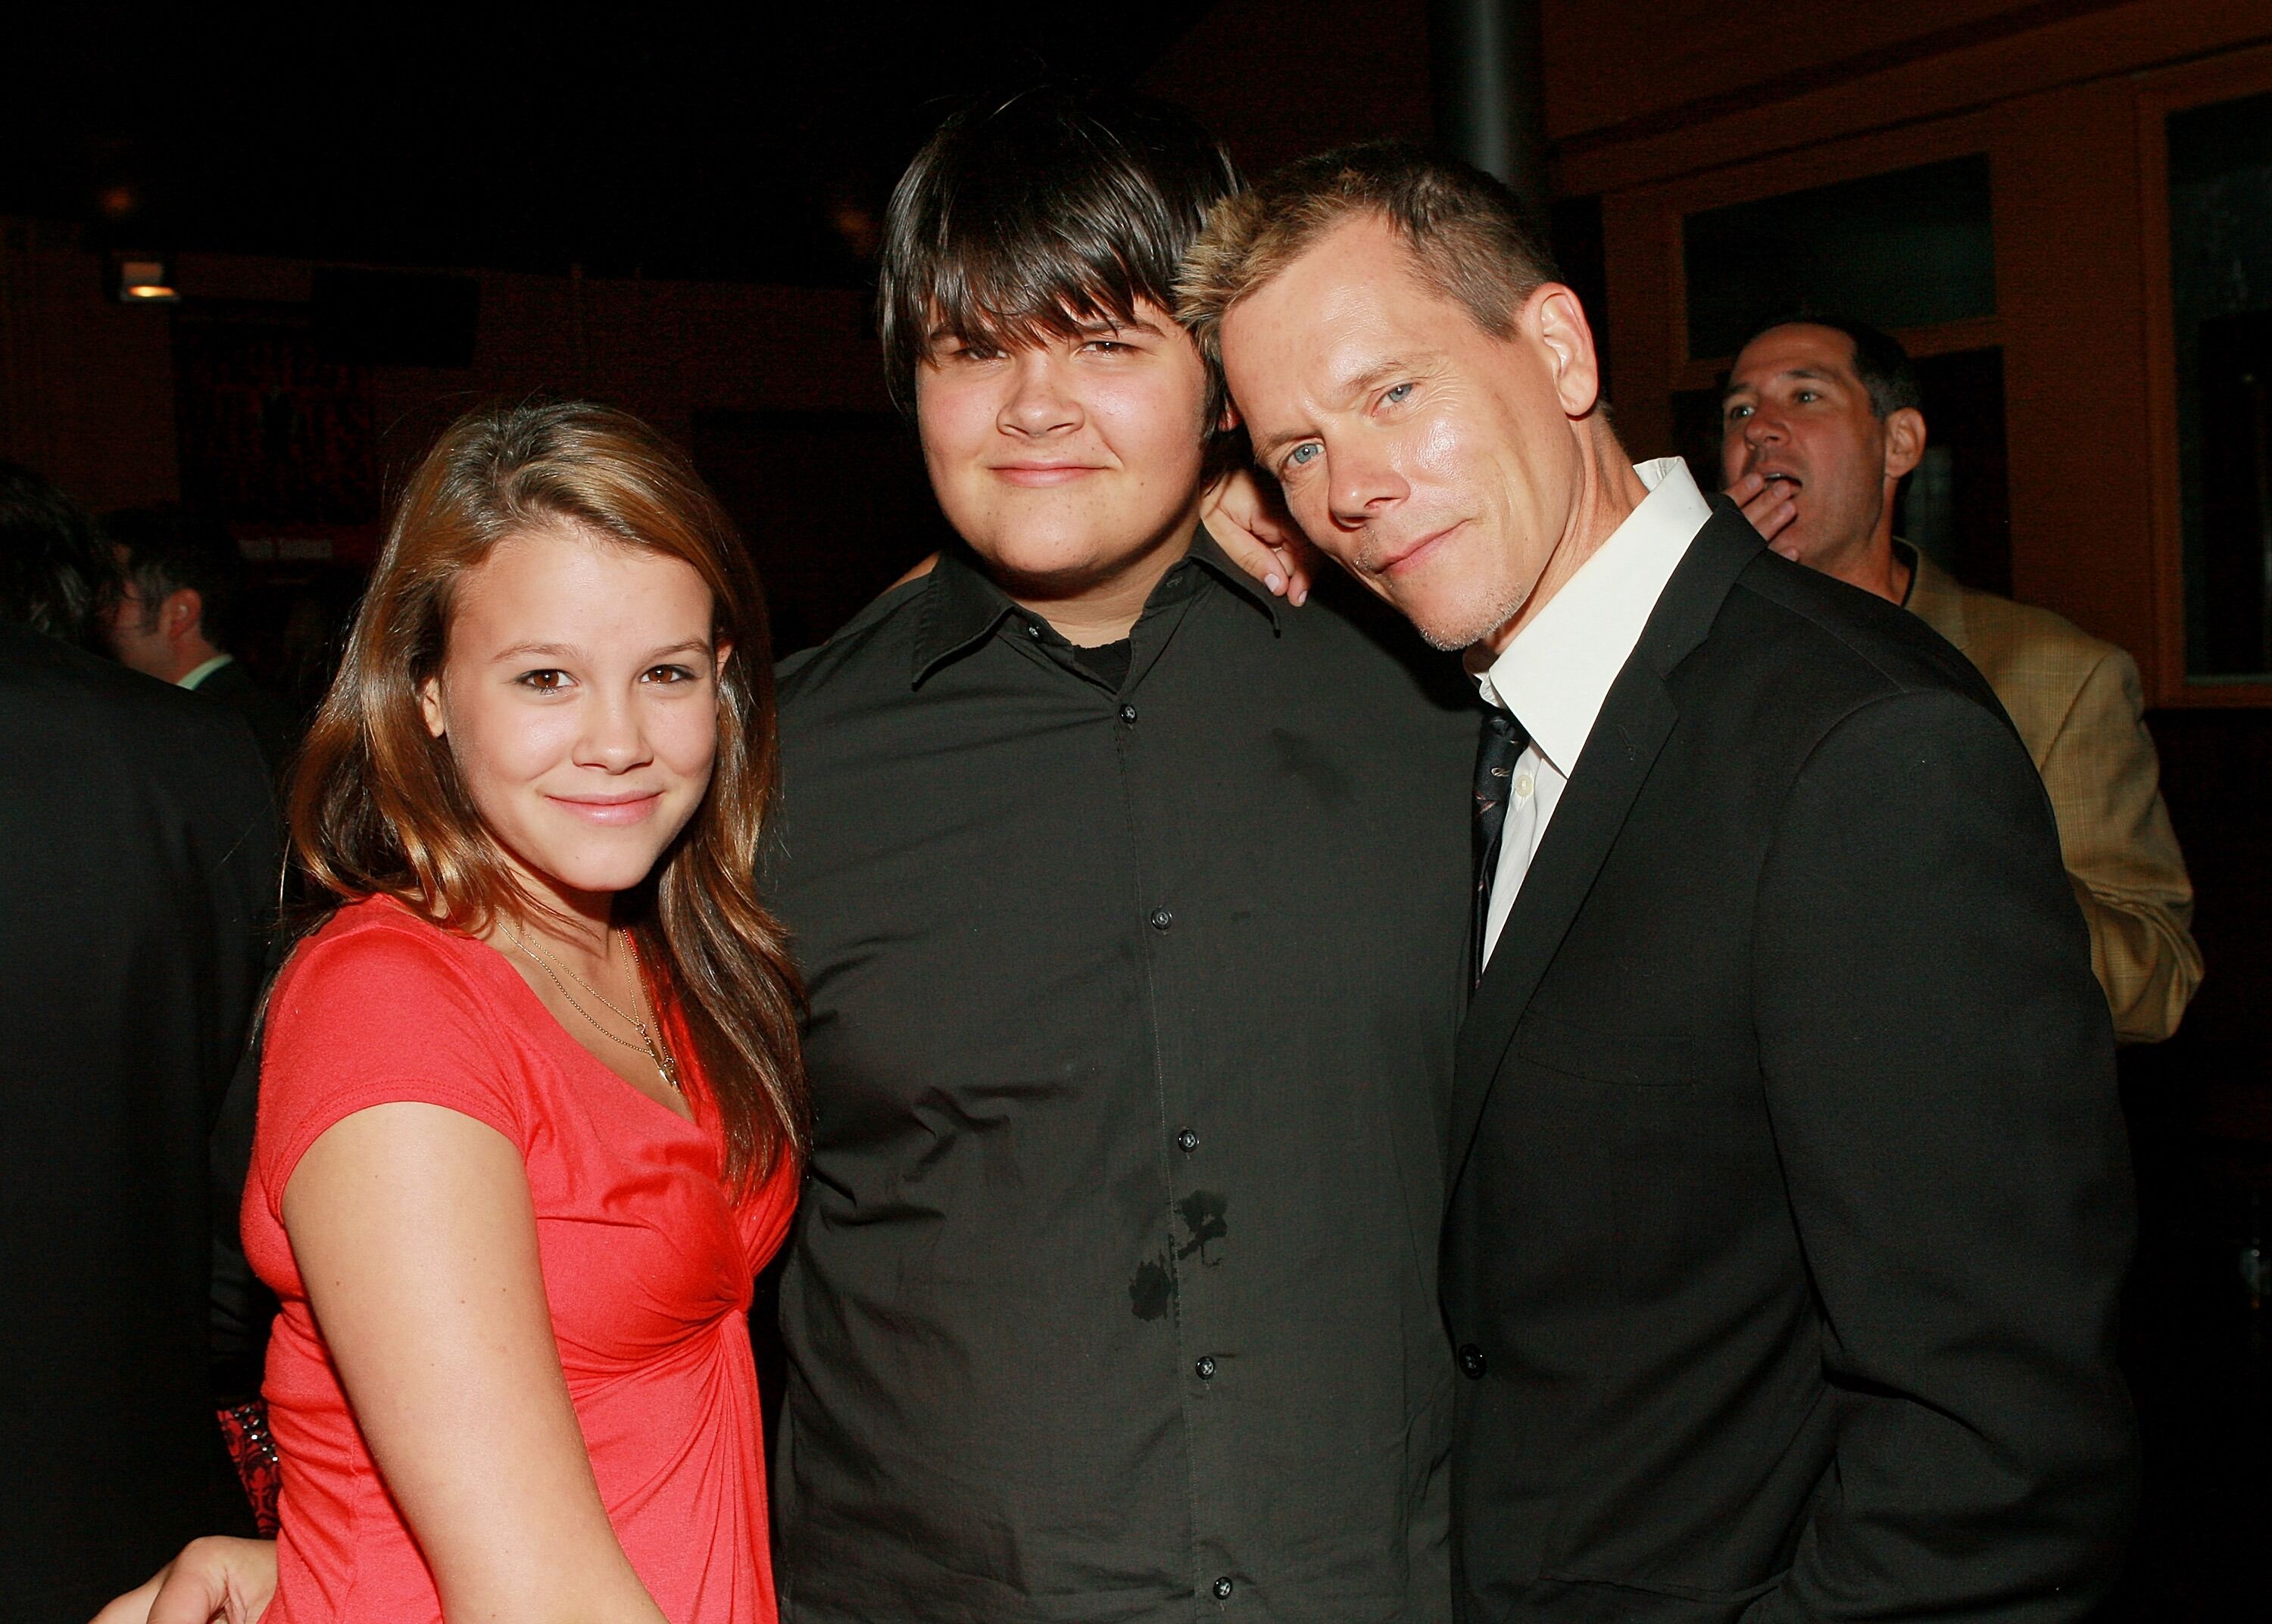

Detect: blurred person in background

[1721,315,2202,1043]
[103,505,303,773]
[0,460,280,1622]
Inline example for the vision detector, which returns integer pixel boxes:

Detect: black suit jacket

[1442,504,2136,1623]
[194,656,302,777]
[0,625,281,1622]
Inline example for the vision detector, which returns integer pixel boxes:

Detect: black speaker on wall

[311,267,479,367]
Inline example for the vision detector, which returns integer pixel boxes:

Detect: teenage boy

[764,89,1475,1622]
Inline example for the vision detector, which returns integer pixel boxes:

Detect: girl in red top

[112,401,805,1624]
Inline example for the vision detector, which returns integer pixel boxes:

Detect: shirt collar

[910,544,1022,685]
[1182,526,1284,625]
[910,525,1275,687]
[1473,458,1712,777]
[179,652,235,690]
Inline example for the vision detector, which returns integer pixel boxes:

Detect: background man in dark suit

[1183,147,2136,1622]
[2,462,281,1622]
[102,503,301,773]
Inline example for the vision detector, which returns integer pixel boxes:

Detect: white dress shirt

[179,653,235,690]
[1476,457,1714,968]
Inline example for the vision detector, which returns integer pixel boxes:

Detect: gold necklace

[508,923,682,1093]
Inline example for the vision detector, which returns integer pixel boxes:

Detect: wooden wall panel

[1988,77,2159,663]
[1556,0,2272,198]
[1540,0,2070,143]
[1598,189,1681,463]
[0,229,180,512]
[0,238,885,517]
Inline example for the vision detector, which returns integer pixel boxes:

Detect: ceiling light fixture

[108,251,180,304]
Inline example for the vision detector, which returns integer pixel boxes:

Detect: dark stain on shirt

[1129,1252,1174,1320]
[1269,728,1353,808]
[1176,1190,1229,1264]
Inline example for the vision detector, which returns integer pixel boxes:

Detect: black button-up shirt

[767,535,1475,1622]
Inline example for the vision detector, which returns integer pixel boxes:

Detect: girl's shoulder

[257,897,537,1186]
[273,895,504,1026]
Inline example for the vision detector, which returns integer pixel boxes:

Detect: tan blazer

[1902,544,2202,1043]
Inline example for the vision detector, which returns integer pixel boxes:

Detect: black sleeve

[194,718,286,1401]
[208,1024,276,1401]
[1748,688,2136,1622]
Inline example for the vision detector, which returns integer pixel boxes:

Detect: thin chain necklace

[507,922,682,1093]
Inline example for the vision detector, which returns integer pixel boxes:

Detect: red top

[243,896,797,1624]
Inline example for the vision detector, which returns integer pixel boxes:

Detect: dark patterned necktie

[1473,708,1528,987]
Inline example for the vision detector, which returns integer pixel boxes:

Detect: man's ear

[1530,285,1604,420]
[419,675,448,740]
[1883,407,1927,482]
[164,587,203,643]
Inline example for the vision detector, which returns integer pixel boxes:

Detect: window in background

[2168,90,2272,684]
[1682,157,1996,360]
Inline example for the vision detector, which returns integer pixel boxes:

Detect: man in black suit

[1183,148,2136,1621]
[1,462,281,1622]
[102,503,301,773]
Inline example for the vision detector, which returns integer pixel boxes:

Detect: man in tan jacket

[1722,315,2200,1043]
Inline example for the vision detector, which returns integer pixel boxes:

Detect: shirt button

[1458,1343,1488,1379]
[1148,907,1174,931]
[1513,772,1534,798]
[1176,1127,1200,1153]
[1119,702,1139,723]
[1212,1577,1234,1600]
[1024,622,1044,640]
[1195,1355,1217,1379]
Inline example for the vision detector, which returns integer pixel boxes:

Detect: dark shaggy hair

[0,460,117,648]
[104,503,249,647]
[877,83,1240,436]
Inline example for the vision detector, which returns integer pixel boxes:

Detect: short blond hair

[1177,142,1558,365]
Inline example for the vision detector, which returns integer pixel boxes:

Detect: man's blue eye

[1384,383,1413,404]
[1288,443,1321,468]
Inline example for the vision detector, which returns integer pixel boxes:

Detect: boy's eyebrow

[922,307,1166,349]
[1069,314,1169,338]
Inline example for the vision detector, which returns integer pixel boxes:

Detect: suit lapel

[1447,669,1675,1173]
[1446,501,1766,1180]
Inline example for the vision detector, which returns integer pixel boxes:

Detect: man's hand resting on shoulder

[1203,467,1318,606]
